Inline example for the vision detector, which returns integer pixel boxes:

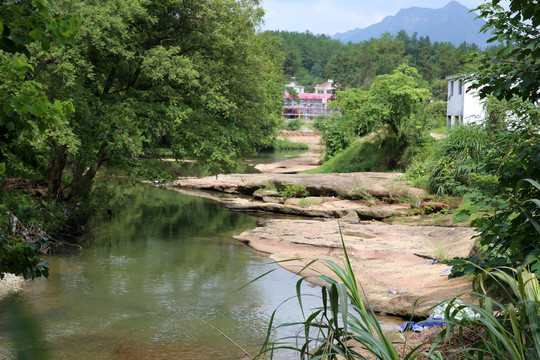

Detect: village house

[446,74,485,129]
[282,79,335,119]
[314,79,335,94]
[283,77,304,94]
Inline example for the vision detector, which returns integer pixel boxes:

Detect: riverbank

[168,176,476,317]
[234,218,475,318]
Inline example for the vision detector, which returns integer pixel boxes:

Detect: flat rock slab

[219,197,411,220]
[234,219,476,318]
[254,156,321,173]
[170,172,426,200]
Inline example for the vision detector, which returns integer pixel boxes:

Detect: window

[457,80,462,95]
[449,81,454,96]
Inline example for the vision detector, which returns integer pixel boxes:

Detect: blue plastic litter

[400,302,479,332]
[399,319,445,332]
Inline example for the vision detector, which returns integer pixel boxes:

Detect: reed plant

[255,224,540,360]
[435,259,540,360]
[256,225,444,359]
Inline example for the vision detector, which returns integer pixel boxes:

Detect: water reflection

[168,149,307,177]
[0,182,323,359]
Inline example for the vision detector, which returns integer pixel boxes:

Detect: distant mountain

[332,1,491,48]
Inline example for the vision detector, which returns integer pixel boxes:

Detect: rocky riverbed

[166,130,476,318]
[234,218,475,317]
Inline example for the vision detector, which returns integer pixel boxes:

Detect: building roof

[315,80,334,89]
[283,93,334,100]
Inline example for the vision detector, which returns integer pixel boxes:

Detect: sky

[261,0,487,35]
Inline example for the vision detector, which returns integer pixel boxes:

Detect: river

[0,180,328,359]
[0,156,401,359]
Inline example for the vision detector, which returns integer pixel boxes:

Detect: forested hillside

[268,30,480,100]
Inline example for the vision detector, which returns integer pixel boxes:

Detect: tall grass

[255,224,540,360]
[427,124,489,196]
[437,260,540,360]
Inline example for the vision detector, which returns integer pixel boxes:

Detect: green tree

[0,0,79,166]
[332,65,430,141]
[0,0,80,279]
[469,0,540,102]
[326,65,431,168]
[34,0,283,200]
[441,1,540,275]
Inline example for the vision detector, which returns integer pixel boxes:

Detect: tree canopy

[1,0,284,278]
[469,0,540,102]
[2,0,283,200]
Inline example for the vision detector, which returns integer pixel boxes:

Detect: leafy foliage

[0,0,79,165]
[284,118,302,131]
[468,0,540,103]
[440,262,540,360]
[0,0,79,279]
[439,109,539,274]
[426,124,488,196]
[315,115,355,159]
[25,0,283,201]
[318,64,431,170]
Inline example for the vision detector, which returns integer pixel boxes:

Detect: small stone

[340,211,360,222]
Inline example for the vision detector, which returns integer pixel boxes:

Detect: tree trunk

[68,140,109,201]
[47,144,68,198]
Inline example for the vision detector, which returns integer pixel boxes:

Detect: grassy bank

[305,139,397,173]
[262,139,309,151]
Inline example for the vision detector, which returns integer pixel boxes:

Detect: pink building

[282,92,334,119]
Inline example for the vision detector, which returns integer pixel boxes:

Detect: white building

[283,78,304,94]
[446,75,485,129]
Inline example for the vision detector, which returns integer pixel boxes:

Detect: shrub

[284,118,302,131]
[278,184,309,198]
[427,124,488,196]
[317,115,356,158]
[262,139,308,151]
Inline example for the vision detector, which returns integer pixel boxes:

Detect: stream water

[0,154,402,359]
[1,181,330,359]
